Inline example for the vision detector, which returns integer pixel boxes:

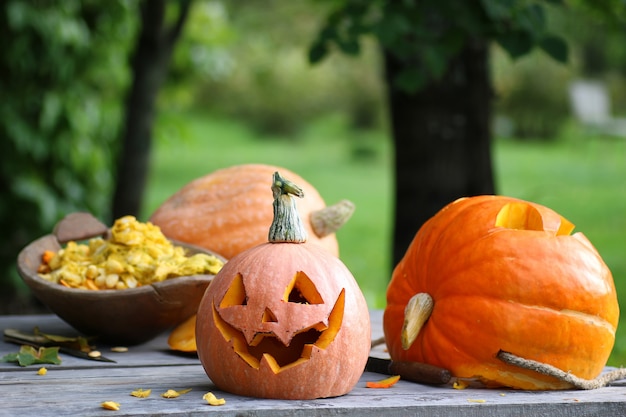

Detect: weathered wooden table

[1,311,625,416]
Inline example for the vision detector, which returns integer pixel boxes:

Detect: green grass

[144,111,626,365]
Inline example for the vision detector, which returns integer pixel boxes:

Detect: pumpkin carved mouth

[213,272,345,374]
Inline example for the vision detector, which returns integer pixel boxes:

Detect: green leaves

[308,2,370,65]
[539,35,568,63]
[496,31,535,59]
[310,0,571,93]
[497,32,568,63]
[491,1,569,63]
[1,345,62,367]
[1,0,135,291]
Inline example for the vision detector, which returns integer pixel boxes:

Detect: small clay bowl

[16,213,226,345]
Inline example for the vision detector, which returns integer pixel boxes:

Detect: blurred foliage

[164,1,236,107]
[309,0,569,93]
[163,0,386,136]
[492,1,626,139]
[492,46,573,139]
[0,0,137,295]
[566,0,626,74]
[558,2,626,115]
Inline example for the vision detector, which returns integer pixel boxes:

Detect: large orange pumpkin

[383,195,619,390]
[149,164,354,259]
[196,172,370,399]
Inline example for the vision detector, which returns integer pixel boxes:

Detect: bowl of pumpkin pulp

[17,213,226,345]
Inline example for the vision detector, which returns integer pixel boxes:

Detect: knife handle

[389,361,452,385]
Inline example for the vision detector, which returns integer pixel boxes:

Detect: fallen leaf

[0,345,61,366]
[34,328,92,352]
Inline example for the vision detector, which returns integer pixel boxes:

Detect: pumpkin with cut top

[195,172,370,399]
[383,195,619,390]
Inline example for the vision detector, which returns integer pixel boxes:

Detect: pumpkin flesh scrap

[167,314,197,352]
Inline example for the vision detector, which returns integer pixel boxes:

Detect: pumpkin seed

[105,274,119,289]
[110,346,128,353]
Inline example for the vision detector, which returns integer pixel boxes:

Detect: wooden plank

[2,313,626,417]
[0,314,200,370]
[2,364,626,417]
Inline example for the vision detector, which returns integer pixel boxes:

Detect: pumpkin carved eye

[284,271,323,304]
[220,273,247,307]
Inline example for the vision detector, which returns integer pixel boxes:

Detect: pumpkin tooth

[401,293,434,350]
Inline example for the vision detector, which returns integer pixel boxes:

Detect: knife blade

[366,356,451,385]
[3,328,116,363]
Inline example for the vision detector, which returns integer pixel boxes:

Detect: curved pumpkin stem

[268,172,307,244]
[402,293,434,350]
[497,350,626,390]
[309,200,355,238]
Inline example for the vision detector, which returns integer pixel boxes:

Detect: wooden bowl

[16,214,226,345]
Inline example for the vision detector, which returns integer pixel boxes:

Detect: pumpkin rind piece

[383,195,619,390]
[167,314,197,352]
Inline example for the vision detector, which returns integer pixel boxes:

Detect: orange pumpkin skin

[383,195,619,390]
[196,242,371,399]
[149,164,339,259]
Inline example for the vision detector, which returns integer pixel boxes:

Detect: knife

[3,328,116,363]
[366,356,451,385]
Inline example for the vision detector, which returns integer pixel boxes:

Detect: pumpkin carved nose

[262,307,277,323]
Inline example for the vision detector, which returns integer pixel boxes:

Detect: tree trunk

[384,39,495,266]
[112,0,191,220]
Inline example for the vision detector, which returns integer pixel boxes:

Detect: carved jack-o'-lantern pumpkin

[195,172,371,400]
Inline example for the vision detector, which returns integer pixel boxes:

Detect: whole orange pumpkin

[196,172,370,399]
[383,195,619,390]
[149,164,354,259]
